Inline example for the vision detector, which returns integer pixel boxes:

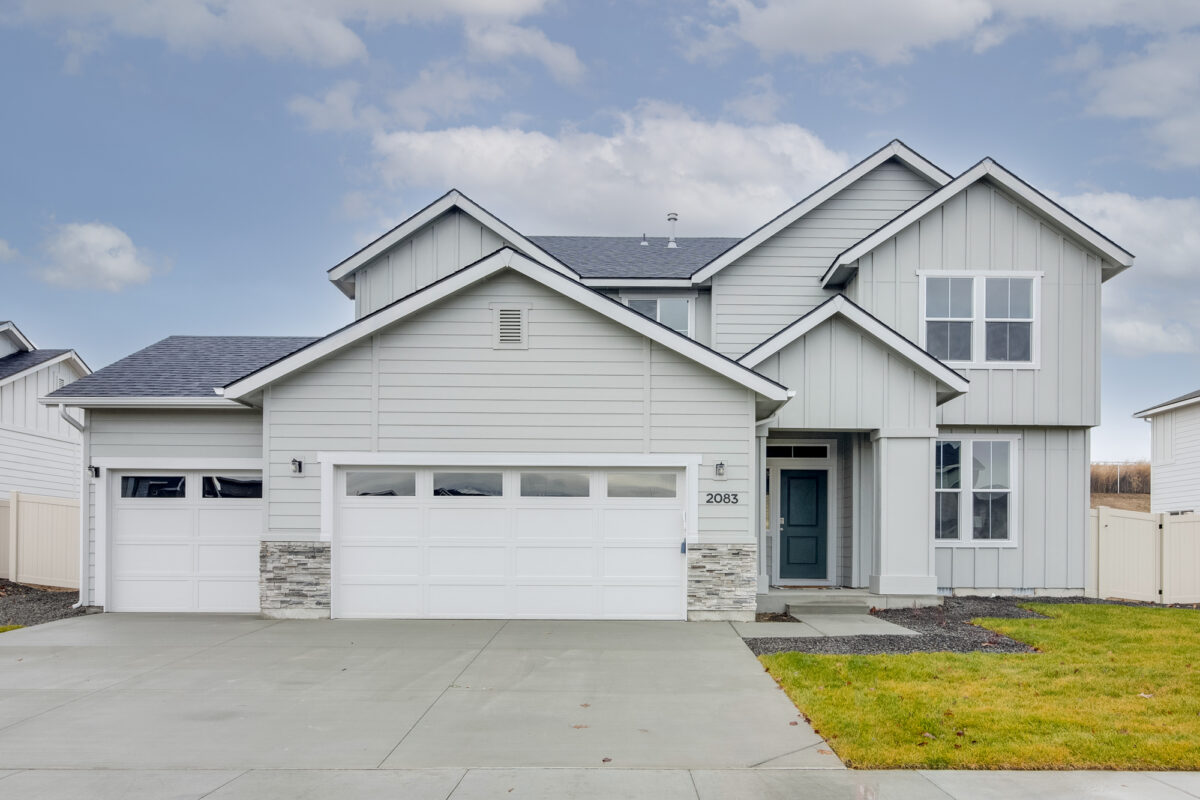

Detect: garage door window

[120,475,185,498]
[606,472,676,498]
[202,476,263,499]
[433,472,503,497]
[520,471,589,497]
[346,470,416,497]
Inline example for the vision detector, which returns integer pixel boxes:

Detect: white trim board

[737,294,969,401]
[689,141,951,284]
[225,248,790,403]
[39,396,248,409]
[1135,394,1200,419]
[823,158,1135,287]
[326,189,578,294]
[767,441,839,587]
[0,321,36,352]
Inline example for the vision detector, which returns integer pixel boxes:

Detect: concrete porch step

[786,596,874,617]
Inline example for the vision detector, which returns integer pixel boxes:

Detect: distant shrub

[1091,461,1151,494]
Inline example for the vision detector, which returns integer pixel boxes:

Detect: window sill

[941,362,1040,371]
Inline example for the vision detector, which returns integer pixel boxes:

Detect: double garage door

[335,467,687,619]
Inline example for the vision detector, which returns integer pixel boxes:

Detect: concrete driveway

[0,614,838,773]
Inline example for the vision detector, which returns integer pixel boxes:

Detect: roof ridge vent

[667,212,678,248]
[640,233,648,246]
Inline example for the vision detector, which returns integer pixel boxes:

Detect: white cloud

[464,21,584,84]
[288,80,380,133]
[0,238,17,261]
[723,74,784,123]
[37,222,160,291]
[369,101,848,235]
[1105,319,1196,355]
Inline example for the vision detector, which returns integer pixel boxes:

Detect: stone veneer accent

[260,541,331,619]
[687,542,757,621]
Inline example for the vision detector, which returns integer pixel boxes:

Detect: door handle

[778,516,785,530]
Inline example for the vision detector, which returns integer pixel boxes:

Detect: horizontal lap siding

[847,181,1103,428]
[354,209,509,318]
[269,271,755,541]
[713,161,936,358]
[934,426,1088,589]
[1151,405,1200,513]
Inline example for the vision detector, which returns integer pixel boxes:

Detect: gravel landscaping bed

[0,580,85,628]
[744,595,1200,657]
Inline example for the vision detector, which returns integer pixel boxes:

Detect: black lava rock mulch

[0,580,86,628]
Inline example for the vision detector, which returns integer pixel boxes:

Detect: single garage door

[335,467,686,619]
[109,471,262,612]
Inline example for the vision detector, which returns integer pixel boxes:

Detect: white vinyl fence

[0,492,79,589]
[1089,507,1200,604]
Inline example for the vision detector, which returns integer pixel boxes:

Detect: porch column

[869,431,938,595]
[755,427,769,593]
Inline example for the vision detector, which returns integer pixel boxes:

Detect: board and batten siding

[265,270,755,542]
[0,359,85,501]
[754,316,938,433]
[82,409,264,605]
[845,180,1105,428]
[711,159,937,358]
[934,426,1090,590]
[354,208,511,318]
[1150,404,1200,513]
[1,359,85,441]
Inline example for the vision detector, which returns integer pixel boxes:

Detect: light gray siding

[711,160,937,357]
[934,426,1089,590]
[1150,404,1200,513]
[0,359,84,500]
[353,209,510,318]
[266,270,755,542]
[755,316,939,433]
[845,180,1105,427]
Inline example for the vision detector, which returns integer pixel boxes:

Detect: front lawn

[761,603,1200,769]
[0,625,21,634]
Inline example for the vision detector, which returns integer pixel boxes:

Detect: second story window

[921,273,1039,367]
[626,296,690,337]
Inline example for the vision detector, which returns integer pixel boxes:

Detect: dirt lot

[1090,492,1151,512]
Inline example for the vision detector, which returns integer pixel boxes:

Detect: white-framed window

[934,436,1019,546]
[624,296,692,336]
[920,273,1039,368]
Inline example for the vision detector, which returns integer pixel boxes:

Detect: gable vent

[492,304,529,349]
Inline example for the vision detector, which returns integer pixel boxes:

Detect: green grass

[0,625,21,634]
[761,604,1200,769]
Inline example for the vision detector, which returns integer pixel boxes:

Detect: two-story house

[45,141,1131,619]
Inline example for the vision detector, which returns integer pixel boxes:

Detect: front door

[779,469,827,581]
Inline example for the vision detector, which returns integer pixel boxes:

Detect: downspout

[60,405,88,609]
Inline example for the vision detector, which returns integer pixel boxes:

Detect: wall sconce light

[88,465,100,478]
[291,458,303,475]
[715,461,726,477]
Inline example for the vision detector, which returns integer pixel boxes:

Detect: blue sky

[3,1,1200,461]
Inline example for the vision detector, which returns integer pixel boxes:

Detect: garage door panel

[427,584,506,617]
[112,543,193,575]
[601,585,681,619]
[428,507,509,538]
[341,506,421,537]
[516,585,597,617]
[340,583,422,618]
[196,579,259,612]
[515,546,594,578]
[600,508,682,540]
[428,546,507,578]
[196,508,261,538]
[196,544,260,576]
[513,508,595,539]
[112,509,193,541]
[603,546,680,579]
[339,543,421,577]
[110,579,195,612]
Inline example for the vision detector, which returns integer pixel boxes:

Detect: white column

[869,432,938,596]
[755,431,769,593]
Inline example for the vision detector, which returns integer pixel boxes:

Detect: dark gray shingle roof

[529,236,739,279]
[47,336,318,398]
[0,349,70,382]
[1137,388,1200,417]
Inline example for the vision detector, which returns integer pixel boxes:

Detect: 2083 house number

[704,492,739,504]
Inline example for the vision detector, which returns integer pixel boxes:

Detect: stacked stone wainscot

[260,542,331,619]
[687,542,757,621]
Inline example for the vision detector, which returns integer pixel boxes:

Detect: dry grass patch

[1091,493,1151,513]
[761,604,1200,769]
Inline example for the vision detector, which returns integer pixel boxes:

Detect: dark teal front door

[779,470,827,581]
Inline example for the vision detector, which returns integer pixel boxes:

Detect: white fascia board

[823,159,1136,287]
[689,141,951,284]
[0,351,90,390]
[583,278,694,288]
[1134,395,1200,419]
[91,457,264,470]
[36,396,248,409]
[318,452,701,468]
[0,321,36,351]
[739,295,969,395]
[227,248,790,402]
[326,189,578,287]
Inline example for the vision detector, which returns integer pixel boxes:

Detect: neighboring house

[0,321,90,501]
[1134,391,1200,513]
[45,140,1133,619]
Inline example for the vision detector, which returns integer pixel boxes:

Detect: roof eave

[1133,394,1200,419]
[37,396,250,409]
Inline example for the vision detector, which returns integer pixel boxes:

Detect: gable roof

[1134,388,1200,419]
[46,336,316,406]
[738,294,969,404]
[688,140,951,284]
[530,236,740,280]
[225,248,790,404]
[326,189,578,296]
[0,321,36,352]
[823,158,1136,287]
[0,349,70,382]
